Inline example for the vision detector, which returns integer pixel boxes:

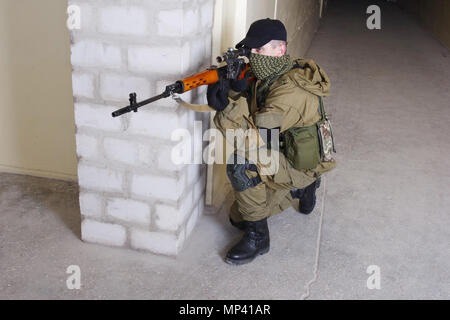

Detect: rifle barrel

[111,92,169,117]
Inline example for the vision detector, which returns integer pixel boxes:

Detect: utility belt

[280,96,336,170]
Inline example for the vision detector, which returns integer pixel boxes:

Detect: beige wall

[0,0,77,181]
[398,0,450,50]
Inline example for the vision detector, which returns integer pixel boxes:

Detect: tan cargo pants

[229,152,336,222]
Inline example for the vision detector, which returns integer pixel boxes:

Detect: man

[207,18,336,265]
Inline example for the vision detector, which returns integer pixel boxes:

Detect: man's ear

[280,42,287,56]
[278,42,287,57]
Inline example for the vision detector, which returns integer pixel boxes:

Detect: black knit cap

[235,18,287,49]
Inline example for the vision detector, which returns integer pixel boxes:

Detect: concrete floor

[1,0,449,299]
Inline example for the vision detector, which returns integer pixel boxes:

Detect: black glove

[230,69,251,92]
[207,79,230,111]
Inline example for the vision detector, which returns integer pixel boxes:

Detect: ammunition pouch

[280,125,321,170]
[280,97,335,170]
[226,154,262,192]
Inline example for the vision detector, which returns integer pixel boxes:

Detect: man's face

[251,41,285,57]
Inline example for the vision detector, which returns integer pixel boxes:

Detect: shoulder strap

[318,96,326,121]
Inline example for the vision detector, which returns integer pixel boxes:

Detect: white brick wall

[76,134,99,159]
[82,219,127,247]
[183,9,200,36]
[79,192,103,218]
[128,45,190,75]
[157,9,183,37]
[187,164,201,186]
[103,138,138,165]
[186,203,200,238]
[106,198,151,225]
[128,110,188,140]
[70,0,214,256]
[130,229,184,256]
[131,173,184,201]
[78,164,123,192]
[72,73,95,98]
[98,7,147,36]
[156,144,184,172]
[179,188,195,223]
[74,104,122,131]
[137,143,154,167]
[100,74,151,102]
[155,204,179,231]
[71,40,122,69]
[200,1,214,29]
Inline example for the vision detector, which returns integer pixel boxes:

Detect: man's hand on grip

[230,69,250,92]
[207,79,230,111]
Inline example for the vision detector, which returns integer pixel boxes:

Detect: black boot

[291,178,321,215]
[225,218,270,265]
[299,180,318,214]
[229,218,245,230]
[290,188,305,199]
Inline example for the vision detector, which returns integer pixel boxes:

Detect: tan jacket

[214,57,336,187]
[215,57,330,140]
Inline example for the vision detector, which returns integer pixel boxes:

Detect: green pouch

[282,124,320,170]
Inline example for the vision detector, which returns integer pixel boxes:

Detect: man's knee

[226,154,262,192]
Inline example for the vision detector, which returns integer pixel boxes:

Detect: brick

[81,219,126,247]
[128,109,188,140]
[74,103,122,131]
[185,203,200,238]
[157,9,183,37]
[200,1,214,29]
[195,85,208,102]
[156,144,184,171]
[193,176,205,203]
[192,120,204,164]
[70,3,95,32]
[204,33,212,62]
[187,164,200,186]
[128,44,190,75]
[198,196,205,217]
[75,134,99,159]
[137,143,153,166]
[98,6,147,36]
[179,189,194,223]
[72,72,95,98]
[79,192,102,218]
[78,164,123,192]
[170,128,193,166]
[154,204,180,231]
[131,173,185,201]
[104,138,138,165]
[189,38,206,70]
[106,198,150,225]
[71,40,122,69]
[183,9,200,36]
[130,229,182,256]
[100,74,150,102]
